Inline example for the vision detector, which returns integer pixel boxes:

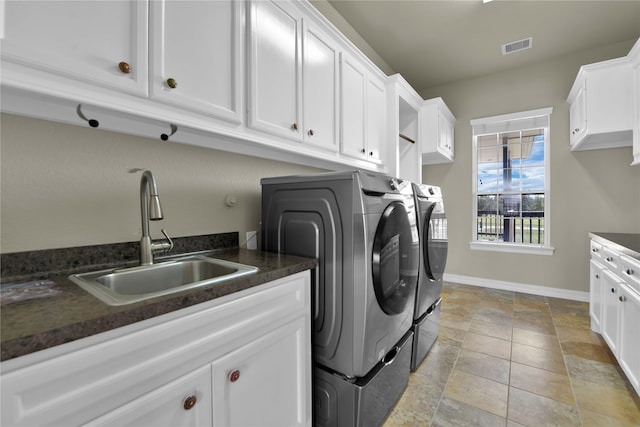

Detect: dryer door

[372,201,419,315]
[424,200,448,281]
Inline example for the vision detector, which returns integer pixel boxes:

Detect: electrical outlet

[246,231,257,250]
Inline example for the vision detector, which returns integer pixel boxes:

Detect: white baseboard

[443,273,589,302]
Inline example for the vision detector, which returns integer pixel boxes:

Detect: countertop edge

[1,248,317,362]
[589,232,640,260]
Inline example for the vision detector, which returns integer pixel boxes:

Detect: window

[470,107,554,255]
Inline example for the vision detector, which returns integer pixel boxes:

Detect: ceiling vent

[502,37,533,55]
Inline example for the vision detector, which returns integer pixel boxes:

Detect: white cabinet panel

[1,0,148,96]
[212,316,309,427]
[85,365,212,427]
[602,269,622,353]
[590,259,604,333]
[567,57,633,151]
[340,53,367,159]
[421,97,455,164]
[340,52,386,164]
[302,22,339,152]
[150,0,243,122]
[248,0,302,139]
[366,76,387,164]
[618,284,640,393]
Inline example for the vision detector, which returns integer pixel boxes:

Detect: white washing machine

[261,170,419,426]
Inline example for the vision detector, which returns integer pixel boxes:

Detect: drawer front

[602,247,620,271]
[620,255,640,294]
[590,240,604,260]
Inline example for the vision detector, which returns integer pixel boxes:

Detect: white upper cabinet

[149,0,243,123]
[1,0,148,96]
[367,76,387,164]
[301,21,340,152]
[421,97,455,164]
[340,52,386,164]
[248,0,302,140]
[567,57,633,151]
[248,0,339,152]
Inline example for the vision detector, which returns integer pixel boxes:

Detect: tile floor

[383,283,640,426]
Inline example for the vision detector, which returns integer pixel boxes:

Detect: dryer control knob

[388,179,398,191]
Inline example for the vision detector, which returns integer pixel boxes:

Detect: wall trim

[443,273,589,302]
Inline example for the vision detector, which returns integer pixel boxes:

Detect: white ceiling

[324,0,640,92]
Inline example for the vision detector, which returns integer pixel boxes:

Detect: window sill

[469,241,555,256]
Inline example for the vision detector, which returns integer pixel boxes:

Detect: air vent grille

[502,37,533,55]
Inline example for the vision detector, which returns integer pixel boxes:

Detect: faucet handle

[160,229,174,253]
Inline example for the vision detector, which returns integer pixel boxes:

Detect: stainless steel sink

[69,256,258,306]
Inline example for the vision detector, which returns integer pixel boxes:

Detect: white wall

[0,113,324,253]
[420,40,640,293]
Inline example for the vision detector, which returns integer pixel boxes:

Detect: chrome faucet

[139,170,173,265]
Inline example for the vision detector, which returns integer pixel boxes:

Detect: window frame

[469,107,555,256]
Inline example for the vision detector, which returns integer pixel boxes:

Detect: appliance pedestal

[314,331,413,427]
[410,297,441,372]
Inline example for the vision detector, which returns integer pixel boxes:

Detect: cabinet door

[602,270,622,353]
[618,285,640,393]
[569,84,587,146]
[85,365,212,427]
[248,0,302,140]
[366,76,387,164]
[150,0,242,123]
[590,259,605,333]
[437,110,455,158]
[1,0,148,96]
[302,21,339,152]
[340,52,367,160]
[212,316,310,427]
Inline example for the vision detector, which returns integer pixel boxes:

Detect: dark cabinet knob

[183,395,197,411]
[229,369,240,382]
[118,61,131,74]
[166,78,177,89]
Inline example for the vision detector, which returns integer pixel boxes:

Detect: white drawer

[602,247,620,271]
[620,255,640,294]
[590,240,604,260]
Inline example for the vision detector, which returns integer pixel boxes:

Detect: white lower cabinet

[618,283,640,392]
[589,259,604,332]
[590,239,640,396]
[1,272,312,427]
[212,317,307,426]
[601,269,621,354]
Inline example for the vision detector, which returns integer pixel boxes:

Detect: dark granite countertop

[0,233,316,362]
[589,232,640,260]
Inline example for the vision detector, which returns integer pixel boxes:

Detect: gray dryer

[261,170,419,426]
